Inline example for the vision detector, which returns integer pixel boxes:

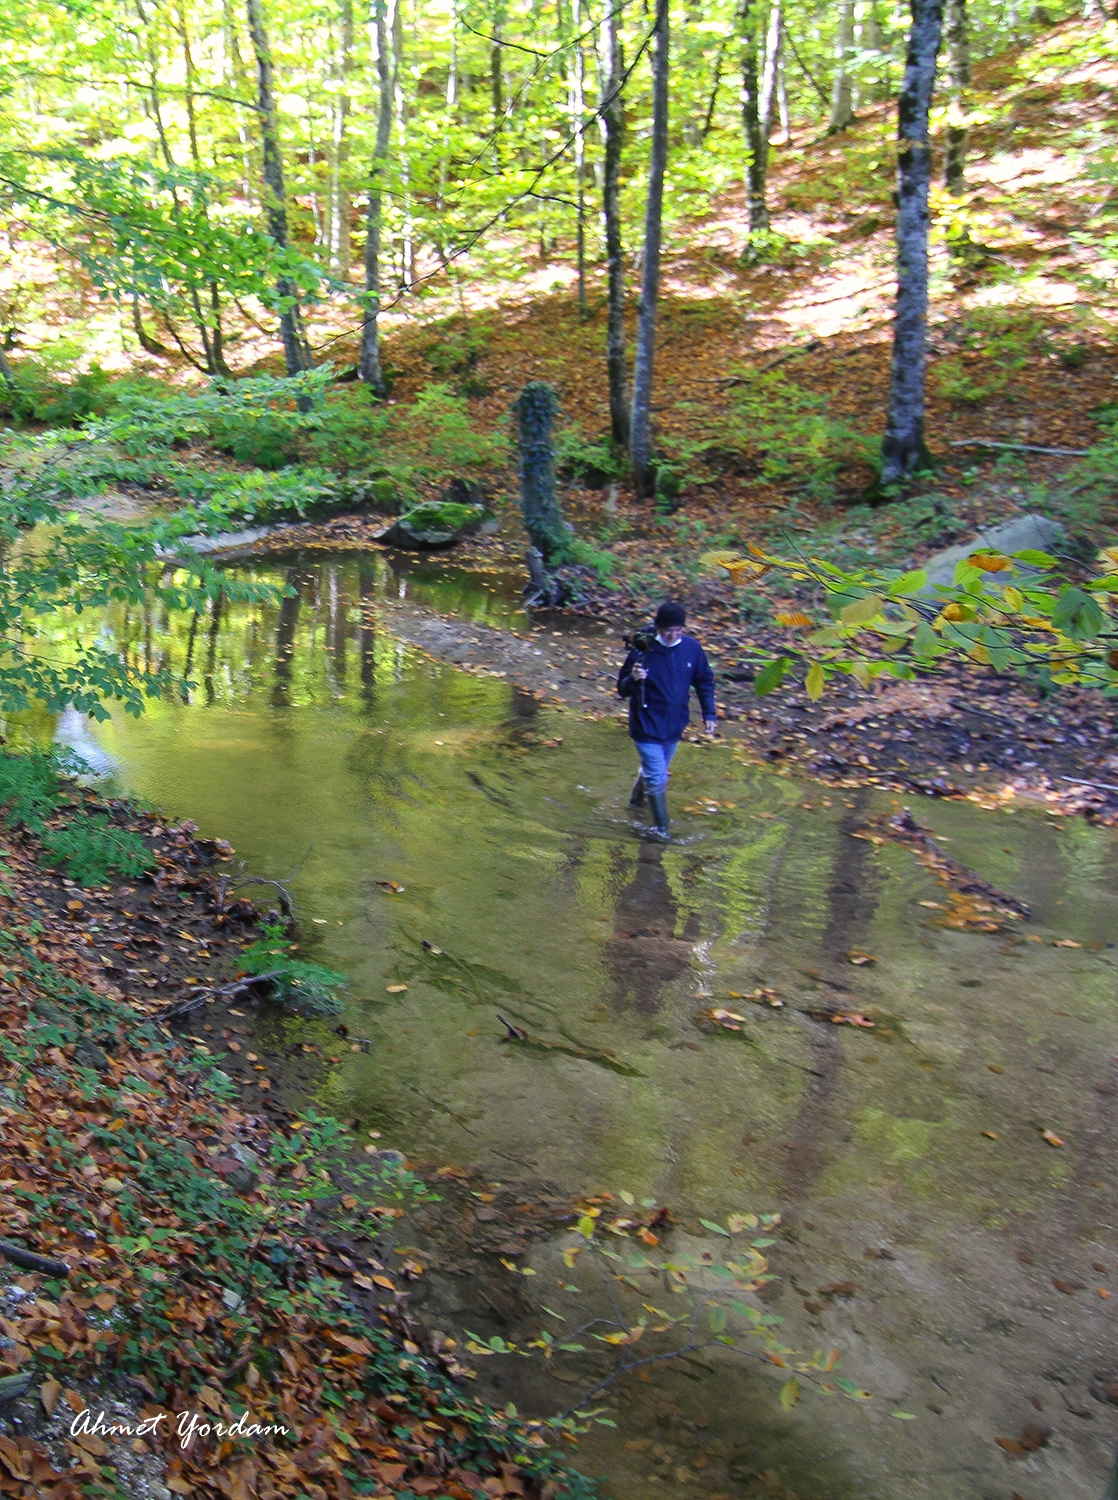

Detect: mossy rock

[375,501,485,549]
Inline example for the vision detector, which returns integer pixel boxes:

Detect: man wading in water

[617,601,717,840]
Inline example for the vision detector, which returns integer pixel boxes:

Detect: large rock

[375,501,487,550]
[919,514,1066,594]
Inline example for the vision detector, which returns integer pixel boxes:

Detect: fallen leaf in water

[1053,1278,1085,1294]
[918,900,943,909]
[1040,1129,1065,1147]
[376,880,406,894]
[386,984,408,993]
[996,1438,1026,1457]
[1052,939,1081,948]
[311,917,328,924]
[831,1012,875,1027]
[1100,1288,1111,1298]
[847,950,877,965]
[372,1275,396,1291]
[696,1007,748,1030]
[982,1130,998,1139]
[817,1282,856,1298]
[987,1064,1004,1073]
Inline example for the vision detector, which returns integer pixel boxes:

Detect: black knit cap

[654,600,687,630]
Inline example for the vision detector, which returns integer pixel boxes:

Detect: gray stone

[73,1039,111,1072]
[375,501,486,551]
[919,514,1066,595]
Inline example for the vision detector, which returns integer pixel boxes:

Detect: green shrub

[714,369,878,499]
[384,383,505,484]
[417,315,492,390]
[554,424,626,488]
[0,748,65,832]
[240,921,347,1018]
[304,386,390,472]
[0,362,167,428]
[39,812,155,886]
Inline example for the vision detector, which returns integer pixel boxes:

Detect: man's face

[658,625,684,645]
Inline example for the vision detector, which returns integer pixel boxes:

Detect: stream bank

[0,783,594,1500]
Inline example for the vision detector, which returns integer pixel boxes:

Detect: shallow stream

[58,552,1118,1498]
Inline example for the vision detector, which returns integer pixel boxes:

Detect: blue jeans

[633,739,679,794]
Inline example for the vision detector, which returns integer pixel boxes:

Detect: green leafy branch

[702,541,1118,699]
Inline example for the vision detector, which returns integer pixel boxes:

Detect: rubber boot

[629,773,646,808]
[646,789,671,840]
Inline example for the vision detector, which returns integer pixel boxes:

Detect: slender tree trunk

[739,0,769,236]
[629,0,669,496]
[700,37,728,139]
[177,6,234,374]
[360,0,394,391]
[245,0,311,377]
[880,0,944,488]
[394,0,413,288]
[328,0,354,274]
[571,0,588,316]
[759,2,782,144]
[438,0,459,210]
[828,0,856,131]
[131,297,170,357]
[777,53,790,140]
[491,0,505,153]
[602,0,629,449]
[943,0,969,192]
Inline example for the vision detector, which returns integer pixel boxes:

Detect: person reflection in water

[617,600,716,840]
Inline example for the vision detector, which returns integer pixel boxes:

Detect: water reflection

[45,550,1118,1500]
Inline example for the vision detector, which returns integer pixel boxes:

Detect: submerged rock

[919,514,1066,594]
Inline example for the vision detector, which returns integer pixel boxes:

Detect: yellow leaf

[805,662,825,701]
[775,611,814,628]
[780,1377,801,1410]
[1098,546,1118,575]
[969,550,1011,572]
[1003,585,1023,610]
[562,1246,583,1269]
[1040,1129,1064,1148]
[386,983,408,993]
[939,603,966,622]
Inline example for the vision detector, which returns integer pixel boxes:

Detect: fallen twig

[157,969,287,1021]
[1061,775,1118,795]
[715,339,822,387]
[0,1237,70,1277]
[948,440,1088,457]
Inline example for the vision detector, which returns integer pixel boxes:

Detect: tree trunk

[491,0,505,149]
[360,0,394,392]
[516,382,570,570]
[393,0,413,289]
[759,2,782,145]
[571,0,588,317]
[628,0,669,497]
[739,0,769,237]
[828,0,856,132]
[177,6,234,375]
[602,1,629,449]
[700,37,728,140]
[880,0,944,488]
[131,297,170,357]
[943,0,969,192]
[328,0,354,274]
[777,52,790,141]
[245,0,311,377]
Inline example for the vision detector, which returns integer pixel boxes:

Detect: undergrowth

[240,919,348,1019]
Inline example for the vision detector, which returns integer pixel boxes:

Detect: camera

[624,628,656,653]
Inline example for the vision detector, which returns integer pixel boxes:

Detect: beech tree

[880,0,944,487]
[628,0,670,496]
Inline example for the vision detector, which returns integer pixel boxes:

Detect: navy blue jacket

[617,635,716,743]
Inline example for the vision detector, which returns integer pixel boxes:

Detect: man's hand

[704,719,717,735]
[631,664,648,681]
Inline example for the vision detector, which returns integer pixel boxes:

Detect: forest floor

[0,797,589,1500]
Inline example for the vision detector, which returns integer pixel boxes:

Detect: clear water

[65,553,1118,1499]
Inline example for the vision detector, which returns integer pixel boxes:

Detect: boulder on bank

[375,500,489,550]
[918,513,1066,594]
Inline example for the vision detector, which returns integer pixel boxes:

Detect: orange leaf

[39,1378,61,1416]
